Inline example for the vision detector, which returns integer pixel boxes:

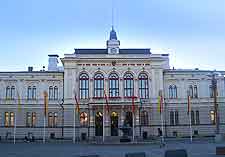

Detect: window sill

[92,97,104,99]
[109,97,121,99]
[124,96,138,99]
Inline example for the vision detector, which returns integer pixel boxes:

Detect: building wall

[0,55,225,140]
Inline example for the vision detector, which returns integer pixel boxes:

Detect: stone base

[215,134,223,142]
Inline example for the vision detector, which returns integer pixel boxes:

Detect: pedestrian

[157,128,165,148]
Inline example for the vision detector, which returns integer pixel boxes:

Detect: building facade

[0,28,225,141]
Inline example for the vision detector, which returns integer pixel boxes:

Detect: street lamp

[58,99,64,138]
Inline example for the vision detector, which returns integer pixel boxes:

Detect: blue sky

[0,0,224,71]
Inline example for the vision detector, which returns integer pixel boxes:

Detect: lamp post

[58,99,64,138]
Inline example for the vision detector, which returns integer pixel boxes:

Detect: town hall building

[0,27,225,141]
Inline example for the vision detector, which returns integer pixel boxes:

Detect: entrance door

[111,112,118,136]
[125,111,133,127]
[125,111,133,136]
[95,112,103,136]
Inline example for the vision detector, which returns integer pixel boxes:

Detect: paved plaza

[1,139,225,157]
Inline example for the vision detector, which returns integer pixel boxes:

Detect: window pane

[32,112,36,127]
[4,112,9,127]
[10,112,14,126]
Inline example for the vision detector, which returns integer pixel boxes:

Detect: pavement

[0,140,224,157]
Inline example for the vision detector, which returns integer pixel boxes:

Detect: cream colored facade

[0,28,225,141]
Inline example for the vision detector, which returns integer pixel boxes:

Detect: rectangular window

[26,112,31,127]
[10,112,14,126]
[191,111,195,125]
[32,112,36,127]
[4,112,9,127]
[48,112,53,127]
[170,111,174,125]
[194,86,198,98]
[175,111,179,125]
[196,111,200,125]
[210,110,215,124]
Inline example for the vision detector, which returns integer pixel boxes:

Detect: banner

[104,90,110,113]
[43,91,48,117]
[75,93,80,113]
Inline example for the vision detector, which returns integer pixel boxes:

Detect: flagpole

[103,105,105,143]
[187,91,192,143]
[73,107,76,143]
[160,110,164,143]
[189,110,193,142]
[132,111,135,142]
[13,109,17,144]
[43,115,46,143]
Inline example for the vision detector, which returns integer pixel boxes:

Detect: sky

[0,0,225,71]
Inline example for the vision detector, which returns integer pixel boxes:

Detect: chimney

[28,66,33,72]
[48,54,59,71]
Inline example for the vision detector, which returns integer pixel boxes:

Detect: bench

[125,152,146,157]
[216,147,225,155]
[165,149,188,157]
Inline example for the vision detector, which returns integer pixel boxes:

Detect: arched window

[49,86,54,100]
[138,73,149,99]
[79,73,89,99]
[140,110,149,126]
[209,85,213,98]
[11,86,15,99]
[32,86,36,99]
[189,85,193,98]
[54,86,58,100]
[169,86,173,98]
[27,86,32,100]
[80,112,88,126]
[124,73,134,97]
[6,86,10,99]
[173,85,177,98]
[94,73,104,98]
[194,85,198,98]
[109,73,119,98]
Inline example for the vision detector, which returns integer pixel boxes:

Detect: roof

[74,49,151,55]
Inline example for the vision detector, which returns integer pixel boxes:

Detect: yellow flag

[44,91,48,117]
[17,91,21,112]
[157,96,161,113]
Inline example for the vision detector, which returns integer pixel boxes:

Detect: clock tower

[107,27,120,54]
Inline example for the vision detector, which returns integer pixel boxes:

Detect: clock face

[111,48,117,54]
